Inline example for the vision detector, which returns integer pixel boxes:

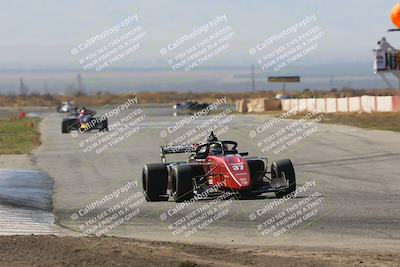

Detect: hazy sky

[1,0,400,67]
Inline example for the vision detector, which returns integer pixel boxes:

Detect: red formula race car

[142,134,296,202]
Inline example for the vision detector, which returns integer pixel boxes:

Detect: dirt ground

[0,236,398,267]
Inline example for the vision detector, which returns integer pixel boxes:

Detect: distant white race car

[57,101,77,113]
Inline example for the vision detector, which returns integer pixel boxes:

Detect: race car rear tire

[142,164,168,202]
[100,119,108,132]
[172,165,194,202]
[272,159,296,198]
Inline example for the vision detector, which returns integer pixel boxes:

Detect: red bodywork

[201,154,251,190]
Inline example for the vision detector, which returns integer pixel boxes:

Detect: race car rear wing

[160,145,195,163]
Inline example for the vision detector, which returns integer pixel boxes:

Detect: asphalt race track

[34,106,400,251]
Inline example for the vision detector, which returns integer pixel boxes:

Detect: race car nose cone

[239,177,249,185]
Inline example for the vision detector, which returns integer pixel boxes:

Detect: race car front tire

[61,121,69,133]
[237,160,266,199]
[61,119,77,133]
[172,165,194,202]
[247,159,265,188]
[142,164,168,201]
[272,159,296,198]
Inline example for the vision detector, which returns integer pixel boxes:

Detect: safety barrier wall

[235,98,281,113]
[280,96,400,113]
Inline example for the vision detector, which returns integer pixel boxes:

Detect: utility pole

[251,64,255,92]
[77,73,84,93]
[283,83,286,95]
[44,82,48,94]
[19,78,23,95]
[19,78,28,96]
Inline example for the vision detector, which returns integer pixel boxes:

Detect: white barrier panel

[361,95,375,113]
[306,98,317,112]
[315,98,325,113]
[348,97,361,112]
[337,98,348,112]
[298,99,308,112]
[235,99,248,113]
[281,99,291,111]
[237,98,282,112]
[326,98,337,113]
[377,96,392,112]
[235,100,240,112]
[291,99,299,111]
[251,98,266,113]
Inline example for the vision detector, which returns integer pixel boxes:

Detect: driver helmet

[209,144,222,155]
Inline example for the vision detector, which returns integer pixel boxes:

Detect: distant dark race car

[61,108,108,133]
[173,100,209,115]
